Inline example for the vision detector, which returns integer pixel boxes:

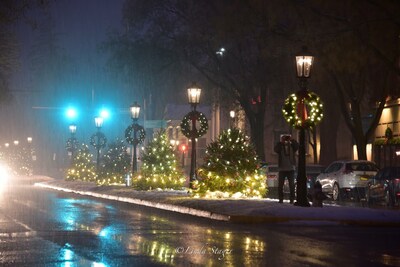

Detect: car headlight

[0,163,10,185]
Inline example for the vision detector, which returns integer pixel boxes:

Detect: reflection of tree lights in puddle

[244,236,265,251]
[225,233,231,240]
[128,236,175,265]
[62,244,74,261]
[92,262,108,267]
[99,227,114,238]
[60,243,110,267]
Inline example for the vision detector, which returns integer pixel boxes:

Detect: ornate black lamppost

[180,83,208,189]
[282,47,323,207]
[66,124,78,162]
[179,144,187,169]
[90,117,107,171]
[125,102,145,174]
[295,49,313,207]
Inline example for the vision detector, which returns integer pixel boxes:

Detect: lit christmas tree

[133,130,186,190]
[66,144,96,182]
[194,128,267,198]
[98,139,130,185]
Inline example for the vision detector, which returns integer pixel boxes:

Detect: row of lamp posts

[66,105,144,171]
[65,85,205,189]
[63,49,319,203]
[66,103,144,189]
[63,85,205,193]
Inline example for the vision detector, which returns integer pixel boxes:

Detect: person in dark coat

[274,134,299,203]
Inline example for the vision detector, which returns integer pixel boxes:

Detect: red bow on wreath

[297,100,308,125]
[296,91,309,126]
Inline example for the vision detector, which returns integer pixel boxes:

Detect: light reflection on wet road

[1,184,400,266]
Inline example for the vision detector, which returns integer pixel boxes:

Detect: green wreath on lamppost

[180,110,209,139]
[283,91,323,129]
[125,124,146,145]
[90,132,107,150]
[66,137,79,153]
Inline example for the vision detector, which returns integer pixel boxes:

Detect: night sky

[2,0,129,174]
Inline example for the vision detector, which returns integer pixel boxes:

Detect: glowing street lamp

[296,48,314,90]
[180,83,208,188]
[69,125,76,135]
[188,85,202,107]
[130,103,141,120]
[294,47,314,207]
[91,117,107,171]
[179,144,187,168]
[66,124,78,162]
[130,102,140,174]
[94,116,104,129]
[188,83,201,188]
[125,102,145,175]
[230,110,235,128]
[170,139,179,149]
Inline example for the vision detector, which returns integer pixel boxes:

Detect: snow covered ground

[33,178,400,226]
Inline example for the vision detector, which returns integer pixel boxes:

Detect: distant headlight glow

[0,163,10,186]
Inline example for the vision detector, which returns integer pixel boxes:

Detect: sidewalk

[33,178,400,227]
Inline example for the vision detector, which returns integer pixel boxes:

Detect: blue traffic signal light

[100,108,110,119]
[66,107,78,120]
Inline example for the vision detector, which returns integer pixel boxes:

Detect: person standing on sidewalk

[274,134,299,204]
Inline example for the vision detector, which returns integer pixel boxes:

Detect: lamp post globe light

[90,117,107,171]
[188,84,201,188]
[295,49,313,207]
[66,124,79,161]
[125,102,146,175]
[229,110,235,128]
[180,83,209,189]
[179,144,187,169]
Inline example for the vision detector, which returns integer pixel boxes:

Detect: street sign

[144,120,167,128]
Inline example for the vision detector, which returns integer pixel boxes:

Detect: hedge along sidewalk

[34,180,400,226]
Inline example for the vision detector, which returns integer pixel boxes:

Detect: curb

[34,183,231,222]
[228,214,400,226]
[34,183,400,226]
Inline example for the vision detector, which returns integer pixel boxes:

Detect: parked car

[265,164,324,198]
[316,160,379,201]
[366,167,400,206]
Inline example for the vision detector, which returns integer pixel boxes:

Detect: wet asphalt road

[1,183,400,266]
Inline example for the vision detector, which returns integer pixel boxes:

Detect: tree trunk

[240,96,266,162]
[355,137,367,160]
[319,101,339,166]
[308,127,318,164]
[248,113,266,162]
